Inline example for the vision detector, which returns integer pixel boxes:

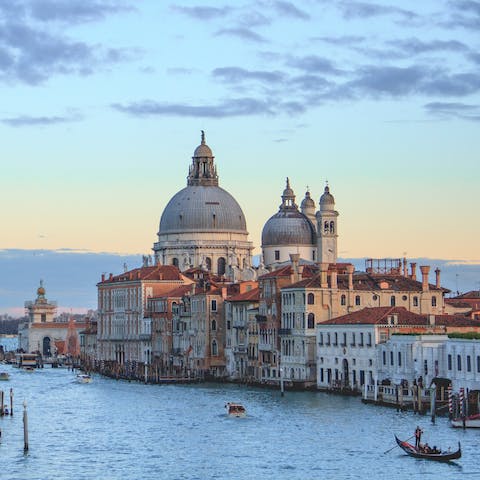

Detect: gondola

[395,436,461,462]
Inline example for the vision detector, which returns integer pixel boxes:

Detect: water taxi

[225,402,246,417]
[76,373,92,384]
[0,372,10,381]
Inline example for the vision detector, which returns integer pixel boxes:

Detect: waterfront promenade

[0,364,477,480]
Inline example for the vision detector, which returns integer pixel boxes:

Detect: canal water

[0,364,478,480]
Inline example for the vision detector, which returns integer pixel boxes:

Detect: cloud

[287,55,343,75]
[212,67,285,84]
[171,5,233,20]
[28,0,135,24]
[424,101,480,122]
[1,112,81,127]
[388,38,470,55]
[338,1,417,21]
[273,1,310,20]
[215,27,267,43]
[311,35,366,46]
[112,97,275,118]
[444,0,480,29]
[0,21,134,84]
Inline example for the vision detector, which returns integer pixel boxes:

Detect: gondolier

[414,426,423,448]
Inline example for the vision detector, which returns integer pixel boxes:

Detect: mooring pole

[10,388,13,416]
[430,383,436,424]
[0,390,4,416]
[280,368,284,397]
[23,400,29,452]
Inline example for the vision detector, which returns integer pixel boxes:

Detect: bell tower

[316,183,339,264]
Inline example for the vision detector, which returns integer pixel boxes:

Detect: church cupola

[300,189,316,226]
[280,178,297,210]
[187,130,218,186]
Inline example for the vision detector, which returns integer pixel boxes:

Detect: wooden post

[23,400,29,452]
[10,388,13,416]
[417,386,422,414]
[144,363,148,384]
[363,381,368,400]
[280,368,284,397]
[0,390,4,416]
[399,385,404,410]
[412,385,417,413]
[430,384,436,424]
[396,385,399,412]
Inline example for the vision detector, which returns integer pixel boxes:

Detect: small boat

[225,402,246,417]
[22,366,35,372]
[76,373,92,384]
[0,372,10,381]
[451,413,480,428]
[395,435,461,462]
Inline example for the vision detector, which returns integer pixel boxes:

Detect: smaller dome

[301,191,315,209]
[193,130,213,158]
[320,185,335,205]
[262,211,316,246]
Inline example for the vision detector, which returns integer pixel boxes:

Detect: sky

[0,0,479,313]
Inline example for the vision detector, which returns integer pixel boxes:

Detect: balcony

[233,321,246,329]
[278,328,292,335]
[255,314,267,323]
[233,345,247,354]
[258,342,274,351]
[138,333,151,341]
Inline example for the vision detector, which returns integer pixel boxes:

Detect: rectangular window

[319,333,324,346]
[342,332,347,347]
[274,250,280,260]
[351,332,356,346]
[367,333,372,347]
[424,359,428,376]
[467,355,471,372]
[383,351,386,365]
[448,354,452,370]
[457,355,462,371]
[390,351,394,366]
[41,313,47,322]
[211,299,217,311]
[398,352,402,367]
[477,356,480,373]
[359,370,365,385]
[359,332,364,347]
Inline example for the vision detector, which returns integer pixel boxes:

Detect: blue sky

[0,1,479,313]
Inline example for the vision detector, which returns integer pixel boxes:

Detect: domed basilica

[153,132,339,276]
[153,132,254,278]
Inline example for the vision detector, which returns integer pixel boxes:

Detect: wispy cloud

[1,112,81,127]
[112,98,275,118]
[212,67,285,84]
[443,0,480,30]
[273,1,310,20]
[287,55,344,75]
[338,1,417,21]
[215,27,267,43]
[170,5,233,20]
[424,101,480,122]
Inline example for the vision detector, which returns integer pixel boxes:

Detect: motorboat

[0,372,10,381]
[451,413,480,428]
[76,373,92,384]
[225,402,246,417]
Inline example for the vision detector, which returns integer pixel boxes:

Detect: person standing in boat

[415,426,423,448]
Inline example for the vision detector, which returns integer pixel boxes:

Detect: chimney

[101,274,105,282]
[403,257,408,277]
[429,314,435,326]
[420,265,430,292]
[410,262,417,281]
[222,287,227,299]
[320,262,329,288]
[290,253,300,282]
[330,269,338,289]
[191,284,196,295]
[346,264,354,290]
[435,268,441,289]
[109,273,113,281]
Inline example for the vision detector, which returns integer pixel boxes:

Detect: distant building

[18,281,86,357]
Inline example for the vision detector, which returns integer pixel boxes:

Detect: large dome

[159,185,247,234]
[262,210,316,246]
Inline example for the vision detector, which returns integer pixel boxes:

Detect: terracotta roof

[99,265,184,284]
[150,284,194,300]
[286,271,446,292]
[259,264,317,280]
[319,306,480,327]
[227,288,260,302]
[454,291,480,299]
[31,322,88,329]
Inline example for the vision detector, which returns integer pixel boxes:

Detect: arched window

[324,221,329,233]
[217,257,226,275]
[211,319,217,331]
[355,295,361,306]
[329,221,335,233]
[413,296,418,307]
[341,294,346,306]
[307,293,315,305]
[390,296,396,307]
[205,257,212,271]
[172,257,179,267]
[307,313,315,329]
[211,340,218,356]
[431,296,437,307]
